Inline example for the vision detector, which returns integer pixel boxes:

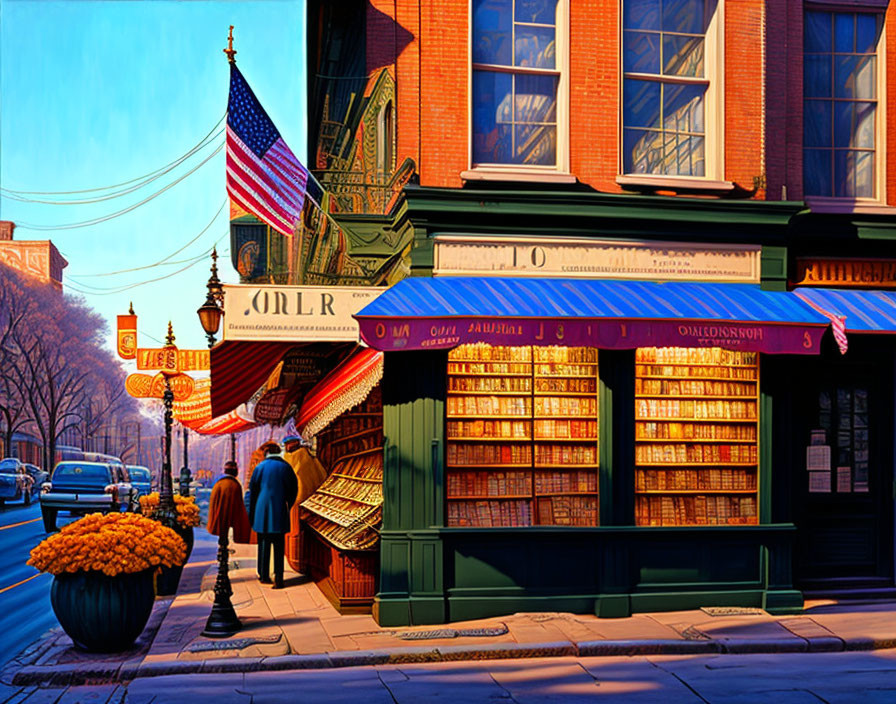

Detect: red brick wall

[369,1,832,200]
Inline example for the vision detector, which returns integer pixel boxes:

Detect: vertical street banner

[116,314,137,359]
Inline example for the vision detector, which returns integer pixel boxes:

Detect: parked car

[0,457,35,506]
[40,460,136,532]
[23,463,49,494]
[126,465,152,498]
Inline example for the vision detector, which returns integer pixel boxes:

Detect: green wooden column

[376,350,448,626]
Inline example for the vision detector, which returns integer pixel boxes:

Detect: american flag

[226,65,308,237]
[795,291,849,355]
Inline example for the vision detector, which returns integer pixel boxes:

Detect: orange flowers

[139,492,201,528]
[28,512,187,577]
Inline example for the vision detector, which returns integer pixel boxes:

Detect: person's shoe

[273,577,284,589]
[259,576,272,584]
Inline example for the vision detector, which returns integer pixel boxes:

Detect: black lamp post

[201,531,242,637]
[197,248,224,349]
[156,323,179,529]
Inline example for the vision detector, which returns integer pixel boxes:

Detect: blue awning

[794,287,896,333]
[355,277,831,355]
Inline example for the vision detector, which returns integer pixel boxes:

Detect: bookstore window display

[446,343,600,527]
[635,347,760,526]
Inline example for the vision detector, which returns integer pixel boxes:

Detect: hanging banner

[116,315,137,360]
[125,372,195,401]
[136,348,210,372]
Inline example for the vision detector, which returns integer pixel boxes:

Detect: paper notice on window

[807,445,831,472]
[836,466,852,493]
[809,471,831,493]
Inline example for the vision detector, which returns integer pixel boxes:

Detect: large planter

[155,525,194,596]
[50,569,155,652]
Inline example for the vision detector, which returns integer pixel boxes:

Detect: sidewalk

[4,531,896,691]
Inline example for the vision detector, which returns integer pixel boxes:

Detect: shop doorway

[792,343,894,596]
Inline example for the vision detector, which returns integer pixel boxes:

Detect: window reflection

[621,0,715,176]
[803,10,881,198]
[472,0,559,166]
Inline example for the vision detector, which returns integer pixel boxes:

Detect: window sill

[616,175,735,192]
[461,168,577,184]
[804,198,896,215]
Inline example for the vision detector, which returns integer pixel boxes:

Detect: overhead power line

[13,144,224,231]
[69,200,228,278]
[1,115,226,199]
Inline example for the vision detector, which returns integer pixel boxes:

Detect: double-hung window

[621,0,721,179]
[804,10,883,199]
[471,0,565,170]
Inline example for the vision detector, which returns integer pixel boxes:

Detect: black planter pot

[155,525,194,596]
[50,569,155,652]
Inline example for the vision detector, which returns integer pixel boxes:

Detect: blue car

[40,460,136,532]
[127,465,152,498]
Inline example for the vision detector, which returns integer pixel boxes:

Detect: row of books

[534,470,598,494]
[636,421,757,440]
[534,377,597,393]
[535,397,599,415]
[636,494,759,526]
[447,420,531,439]
[636,364,758,380]
[446,470,531,497]
[448,376,532,392]
[535,419,598,439]
[636,399,757,420]
[535,445,598,465]
[450,343,532,362]
[447,361,532,375]
[533,346,598,363]
[635,468,757,491]
[447,396,531,416]
[636,347,758,366]
[446,443,532,466]
[536,496,599,526]
[320,477,383,505]
[534,363,598,375]
[635,443,758,464]
[302,509,381,551]
[635,379,756,397]
[447,499,532,526]
[333,455,383,480]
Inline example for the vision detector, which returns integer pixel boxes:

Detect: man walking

[207,461,251,544]
[249,442,298,589]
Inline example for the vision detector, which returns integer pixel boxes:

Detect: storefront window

[445,343,599,527]
[634,347,759,526]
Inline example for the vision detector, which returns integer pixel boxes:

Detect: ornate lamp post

[156,323,179,529]
[197,248,224,349]
[202,530,242,637]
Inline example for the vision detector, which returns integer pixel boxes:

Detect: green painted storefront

[335,186,896,627]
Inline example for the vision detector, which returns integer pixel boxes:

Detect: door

[792,343,893,592]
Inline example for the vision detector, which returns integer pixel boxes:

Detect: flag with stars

[226,64,308,237]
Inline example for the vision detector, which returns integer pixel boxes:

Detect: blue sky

[0,0,305,352]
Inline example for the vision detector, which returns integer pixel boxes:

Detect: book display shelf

[634,347,760,526]
[446,343,599,527]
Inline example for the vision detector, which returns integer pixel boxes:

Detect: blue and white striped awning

[355,278,831,354]
[794,287,896,333]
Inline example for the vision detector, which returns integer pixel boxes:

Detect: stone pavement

[3,532,896,699]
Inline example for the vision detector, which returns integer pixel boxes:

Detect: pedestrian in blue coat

[248,442,298,589]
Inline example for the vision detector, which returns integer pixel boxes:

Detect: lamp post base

[201,533,242,639]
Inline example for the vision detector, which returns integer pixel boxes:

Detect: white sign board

[433,235,761,282]
[222,284,385,342]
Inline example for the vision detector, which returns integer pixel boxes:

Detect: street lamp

[197,248,224,349]
[156,322,179,529]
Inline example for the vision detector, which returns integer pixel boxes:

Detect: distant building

[0,221,67,290]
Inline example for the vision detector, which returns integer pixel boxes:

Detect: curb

[10,636,896,686]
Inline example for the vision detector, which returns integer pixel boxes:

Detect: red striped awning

[194,407,257,435]
[210,340,298,417]
[295,347,383,439]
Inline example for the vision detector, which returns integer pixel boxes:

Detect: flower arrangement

[28,512,186,577]
[139,492,201,528]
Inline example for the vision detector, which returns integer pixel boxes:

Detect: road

[0,501,76,672]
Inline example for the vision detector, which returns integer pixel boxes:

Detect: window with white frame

[471,0,563,168]
[621,0,720,178]
[804,10,883,199]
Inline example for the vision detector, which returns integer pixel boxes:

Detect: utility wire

[69,201,227,278]
[13,144,224,231]
[2,115,226,198]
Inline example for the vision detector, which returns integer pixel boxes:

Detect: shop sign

[135,348,210,372]
[116,315,137,360]
[433,235,761,282]
[222,284,385,342]
[793,257,896,288]
[125,372,195,401]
